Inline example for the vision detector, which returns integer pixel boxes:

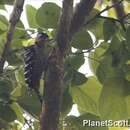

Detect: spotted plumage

[23,32,49,103]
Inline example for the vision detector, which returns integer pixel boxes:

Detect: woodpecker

[23,32,49,103]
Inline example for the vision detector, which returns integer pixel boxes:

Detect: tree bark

[112,0,125,19]
[40,0,97,130]
[112,0,126,31]
[70,0,97,37]
[40,0,73,130]
[0,0,25,73]
[40,48,64,130]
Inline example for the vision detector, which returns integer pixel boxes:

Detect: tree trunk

[40,49,64,130]
[40,0,97,130]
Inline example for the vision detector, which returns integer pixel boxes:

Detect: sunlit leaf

[99,78,128,120]
[10,102,24,123]
[70,86,98,115]
[36,2,61,28]
[26,4,38,28]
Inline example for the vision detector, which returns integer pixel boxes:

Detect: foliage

[0,0,130,130]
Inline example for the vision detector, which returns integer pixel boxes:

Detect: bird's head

[35,32,49,44]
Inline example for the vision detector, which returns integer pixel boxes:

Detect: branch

[112,0,126,31]
[84,0,124,26]
[112,0,125,19]
[0,0,25,73]
[98,0,124,17]
[56,0,73,54]
[98,16,121,22]
[40,0,73,130]
[69,0,97,37]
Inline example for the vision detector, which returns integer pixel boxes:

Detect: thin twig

[112,0,125,19]
[84,0,124,26]
[98,16,121,23]
[56,0,73,54]
[112,0,126,31]
[0,0,25,73]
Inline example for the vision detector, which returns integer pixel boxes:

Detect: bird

[23,32,49,104]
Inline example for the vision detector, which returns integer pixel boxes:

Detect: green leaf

[71,29,93,50]
[14,21,26,38]
[6,50,23,65]
[22,38,35,47]
[70,86,98,115]
[103,20,118,41]
[11,67,27,97]
[126,26,130,50]
[0,0,14,5]
[12,39,24,50]
[10,102,24,123]
[12,21,27,49]
[33,121,40,130]
[87,9,100,21]
[0,93,10,104]
[18,92,41,118]
[0,14,9,25]
[87,18,104,39]
[11,85,23,98]
[0,15,8,25]
[89,42,109,74]
[125,95,130,117]
[125,70,130,81]
[65,53,85,70]
[126,0,130,3]
[0,15,8,33]
[71,71,88,86]
[0,5,6,10]
[15,67,25,85]
[80,77,102,104]
[99,78,128,120]
[26,4,38,28]
[96,51,123,83]
[0,119,9,129]
[0,103,17,122]
[96,53,115,83]
[61,88,73,117]
[0,79,13,103]
[96,38,130,83]
[0,79,12,94]
[36,2,61,28]
[109,35,121,52]
[0,33,6,55]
